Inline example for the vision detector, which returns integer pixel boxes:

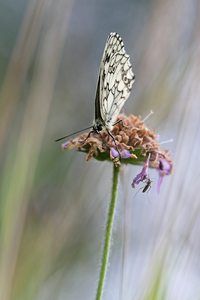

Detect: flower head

[61,114,173,191]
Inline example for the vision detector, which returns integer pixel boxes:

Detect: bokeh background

[0,0,200,299]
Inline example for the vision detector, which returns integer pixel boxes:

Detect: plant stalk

[95,164,120,300]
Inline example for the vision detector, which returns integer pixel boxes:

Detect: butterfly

[55,32,135,142]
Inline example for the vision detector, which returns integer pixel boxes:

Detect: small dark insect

[142,178,152,193]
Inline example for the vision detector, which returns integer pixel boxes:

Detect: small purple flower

[110,147,119,159]
[110,148,132,160]
[157,159,172,193]
[131,157,149,188]
[120,149,132,159]
[159,159,172,175]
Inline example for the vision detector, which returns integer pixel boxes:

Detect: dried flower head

[62,114,173,191]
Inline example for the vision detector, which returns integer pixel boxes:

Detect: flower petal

[156,159,172,193]
[110,147,120,159]
[131,157,149,188]
[157,174,163,193]
[159,159,172,175]
[120,149,132,159]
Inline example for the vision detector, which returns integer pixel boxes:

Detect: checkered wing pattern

[95,32,135,130]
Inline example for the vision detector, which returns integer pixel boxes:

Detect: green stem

[95,164,120,300]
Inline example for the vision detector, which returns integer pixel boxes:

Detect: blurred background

[0,0,200,299]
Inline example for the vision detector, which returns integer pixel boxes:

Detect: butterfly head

[93,119,104,133]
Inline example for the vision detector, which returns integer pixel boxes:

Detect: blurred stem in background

[0,0,73,299]
[96,165,119,300]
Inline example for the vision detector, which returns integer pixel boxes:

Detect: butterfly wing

[95,32,135,130]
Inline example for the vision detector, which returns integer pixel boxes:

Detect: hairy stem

[95,164,120,300]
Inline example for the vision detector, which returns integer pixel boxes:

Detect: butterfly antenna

[55,125,93,142]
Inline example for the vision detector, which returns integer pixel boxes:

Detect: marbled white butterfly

[55,32,135,142]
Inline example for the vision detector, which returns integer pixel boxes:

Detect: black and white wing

[94,32,135,130]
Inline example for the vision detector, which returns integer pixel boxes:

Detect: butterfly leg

[81,130,94,144]
[106,129,121,159]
